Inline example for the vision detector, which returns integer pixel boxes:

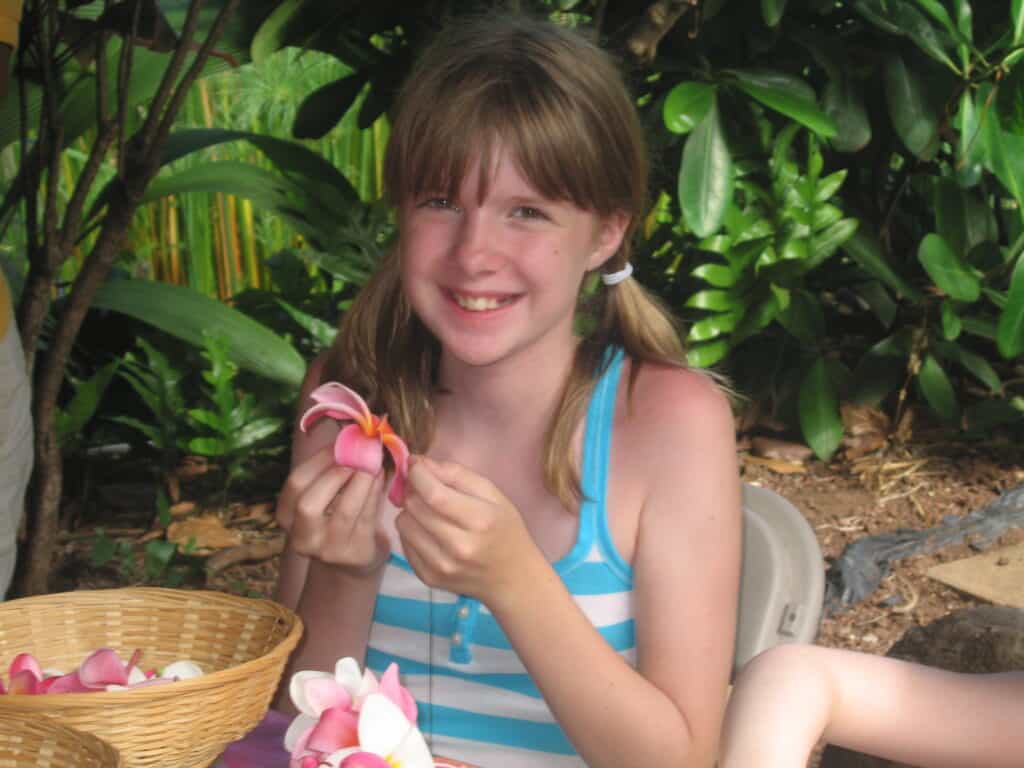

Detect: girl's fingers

[395,508,447,585]
[276,447,337,528]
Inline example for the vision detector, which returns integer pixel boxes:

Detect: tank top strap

[578,347,625,530]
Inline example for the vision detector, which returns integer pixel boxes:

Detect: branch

[138,0,205,152]
[206,536,285,575]
[626,0,697,64]
[116,0,141,180]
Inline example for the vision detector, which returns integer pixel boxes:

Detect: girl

[274,14,741,768]
[719,643,1024,768]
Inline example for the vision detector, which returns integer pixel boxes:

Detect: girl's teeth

[454,294,510,311]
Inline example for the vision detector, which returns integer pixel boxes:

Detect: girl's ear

[587,210,631,272]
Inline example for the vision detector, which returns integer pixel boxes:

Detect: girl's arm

[477,368,742,767]
[721,643,1024,768]
[272,354,387,712]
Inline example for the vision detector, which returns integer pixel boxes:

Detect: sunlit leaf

[730,69,837,137]
[762,0,788,27]
[940,301,962,341]
[679,101,734,237]
[663,82,715,135]
[686,340,730,368]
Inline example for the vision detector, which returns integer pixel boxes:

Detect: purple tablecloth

[217,709,292,768]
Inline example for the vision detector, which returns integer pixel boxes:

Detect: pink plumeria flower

[322,694,433,768]
[285,658,420,767]
[1,649,203,694]
[299,383,410,506]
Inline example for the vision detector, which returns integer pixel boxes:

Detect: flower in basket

[1,648,203,694]
[300,383,410,506]
[284,657,431,768]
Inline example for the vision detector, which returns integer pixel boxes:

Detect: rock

[819,606,1024,768]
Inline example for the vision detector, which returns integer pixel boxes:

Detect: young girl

[273,14,741,767]
[719,643,1024,768]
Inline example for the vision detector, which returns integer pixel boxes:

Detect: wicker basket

[0,588,302,768]
[0,711,122,767]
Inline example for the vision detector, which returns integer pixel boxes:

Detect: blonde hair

[325,14,691,509]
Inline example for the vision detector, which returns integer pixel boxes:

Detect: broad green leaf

[933,340,1002,393]
[685,289,738,311]
[687,340,730,368]
[236,418,286,448]
[691,263,737,287]
[955,91,984,187]
[912,0,956,34]
[778,290,825,343]
[679,102,734,238]
[917,354,959,422]
[842,229,921,299]
[997,251,1024,358]
[855,0,958,71]
[93,280,305,386]
[940,301,963,340]
[276,299,338,348]
[823,75,871,153]
[730,69,837,138]
[981,122,1024,216]
[663,82,716,135]
[1014,0,1024,45]
[762,0,788,27]
[933,178,995,256]
[918,233,981,301]
[856,281,898,328]
[850,347,906,405]
[884,55,939,159]
[815,170,847,204]
[293,74,367,140]
[798,357,843,460]
[961,315,998,340]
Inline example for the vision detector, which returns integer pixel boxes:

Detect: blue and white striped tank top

[365,349,634,767]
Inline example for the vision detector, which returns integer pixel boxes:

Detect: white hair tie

[601,262,633,286]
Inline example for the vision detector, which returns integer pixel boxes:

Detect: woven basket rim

[0,711,123,765]
[0,586,302,705]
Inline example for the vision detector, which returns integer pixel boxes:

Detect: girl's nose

[451,210,501,274]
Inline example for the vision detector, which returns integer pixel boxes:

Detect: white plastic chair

[732,483,825,679]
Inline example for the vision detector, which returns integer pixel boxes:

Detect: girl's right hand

[275,446,391,576]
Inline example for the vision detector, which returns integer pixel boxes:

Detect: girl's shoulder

[616,357,736,472]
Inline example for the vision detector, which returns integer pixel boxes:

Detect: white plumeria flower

[160,660,204,680]
[321,693,433,768]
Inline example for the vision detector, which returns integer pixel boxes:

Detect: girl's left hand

[396,455,539,602]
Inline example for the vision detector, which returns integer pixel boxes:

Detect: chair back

[733,483,824,679]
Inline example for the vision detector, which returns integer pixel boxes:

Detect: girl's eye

[513,206,548,220]
[421,197,457,211]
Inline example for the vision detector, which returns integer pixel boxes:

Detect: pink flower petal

[378,664,417,725]
[303,677,353,718]
[300,403,357,433]
[7,669,40,694]
[306,706,359,754]
[339,753,391,768]
[381,433,409,507]
[9,653,42,681]
[335,424,384,475]
[309,383,374,421]
[78,648,129,688]
[41,672,88,694]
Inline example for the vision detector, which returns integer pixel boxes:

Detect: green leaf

[918,233,981,301]
[55,360,120,447]
[188,437,228,456]
[1013,0,1024,45]
[685,289,738,311]
[940,301,963,340]
[691,263,737,287]
[808,218,859,269]
[293,73,367,140]
[884,55,940,159]
[842,229,921,299]
[687,310,742,342]
[686,340,730,368]
[662,82,716,135]
[235,418,285,449]
[730,69,837,138]
[856,281,898,328]
[933,340,1002,393]
[250,0,304,63]
[93,280,305,386]
[679,102,734,238]
[851,348,906,405]
[762,0,788,27]
[997,251,1024,358]
[823,75,871,153]
[855,0,958,71]
[777,290,825,343]
[798,357,843,460]
[917,354,959,422]
[276,299,338,348]
[814,170,847,204]
[981,123,1024,214]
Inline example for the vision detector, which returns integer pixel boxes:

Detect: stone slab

[926,542,1024,608]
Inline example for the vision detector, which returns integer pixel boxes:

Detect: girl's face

[398,148,627,370]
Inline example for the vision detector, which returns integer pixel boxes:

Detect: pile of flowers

[0,648,203,694]
[285,657,432,768]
